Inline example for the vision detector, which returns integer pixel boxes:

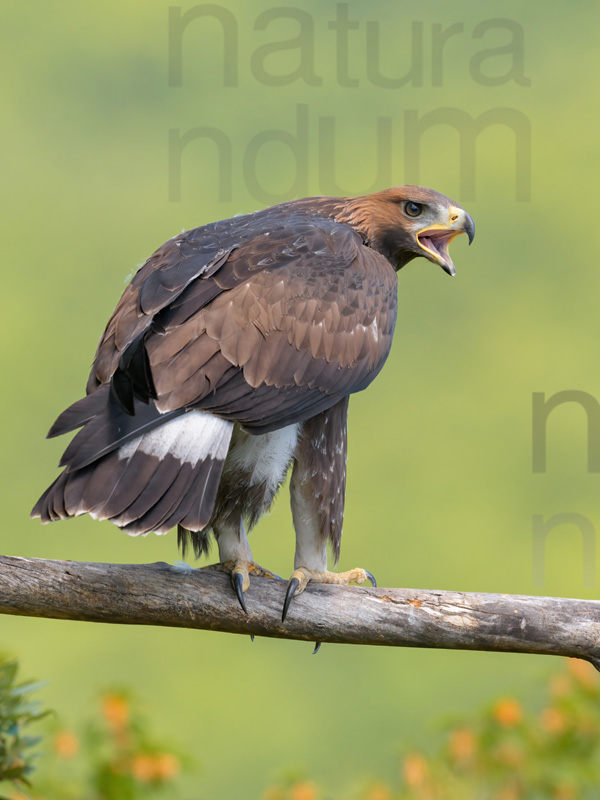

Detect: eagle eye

[404,201,424,218]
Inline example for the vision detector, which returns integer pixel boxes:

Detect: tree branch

[1,555,599,668]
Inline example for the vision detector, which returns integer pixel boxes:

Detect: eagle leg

[202,520,281,612]
[282,567,377,622]
[284,397,378,621]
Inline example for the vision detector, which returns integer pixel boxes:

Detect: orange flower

[449,727,476,763]
[153,753,180,780]
[130,753,180,783]
[291,781,317,800]
[101,693,130,731]
[366,783,393,800]
[493,698,522,727]
[540,708,566,734]
[53,729,79,758]
[568,658,598,690]
[403,752,429,788]
[131,754,157,782]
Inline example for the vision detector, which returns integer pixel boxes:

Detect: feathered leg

[283,397,376,621]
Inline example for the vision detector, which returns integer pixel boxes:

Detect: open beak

[416,207,475,276]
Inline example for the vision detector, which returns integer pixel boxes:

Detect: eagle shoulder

[87,207,398,434]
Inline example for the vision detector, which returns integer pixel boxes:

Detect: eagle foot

[201,560,282,614]
[282,567,377,621]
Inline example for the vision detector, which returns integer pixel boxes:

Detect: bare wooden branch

[1,555,599,668]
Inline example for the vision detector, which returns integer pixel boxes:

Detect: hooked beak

[416,206,475,276]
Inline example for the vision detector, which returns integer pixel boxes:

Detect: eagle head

[341,185,475,276]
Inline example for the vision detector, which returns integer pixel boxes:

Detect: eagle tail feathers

[31,406,233,539]
[47,388,109,439]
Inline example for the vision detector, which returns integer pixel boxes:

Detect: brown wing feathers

[32,198,398,535]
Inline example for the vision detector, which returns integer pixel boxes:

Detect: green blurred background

[2,0,600,796]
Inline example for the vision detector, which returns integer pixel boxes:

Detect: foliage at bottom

[2,655,600,799]
[263,658,600,800]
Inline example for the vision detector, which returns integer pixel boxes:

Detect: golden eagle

[32,186,474,620]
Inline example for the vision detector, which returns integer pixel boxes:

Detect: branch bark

[1,554,599,669]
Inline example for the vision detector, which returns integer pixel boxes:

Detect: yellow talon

[282,567,376,621]
[201,560,282,613]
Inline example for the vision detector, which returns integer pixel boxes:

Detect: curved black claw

[232,572,248,614]
[282,577,300,622]
[365,570,377,588]
[312,642,322,655]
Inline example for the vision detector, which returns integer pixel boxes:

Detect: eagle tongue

[419,232,455,276]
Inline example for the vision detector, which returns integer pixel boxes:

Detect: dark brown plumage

[32,186,474,616]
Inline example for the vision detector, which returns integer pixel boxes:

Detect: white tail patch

[118,411,233,467]
[226,423,299,492]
